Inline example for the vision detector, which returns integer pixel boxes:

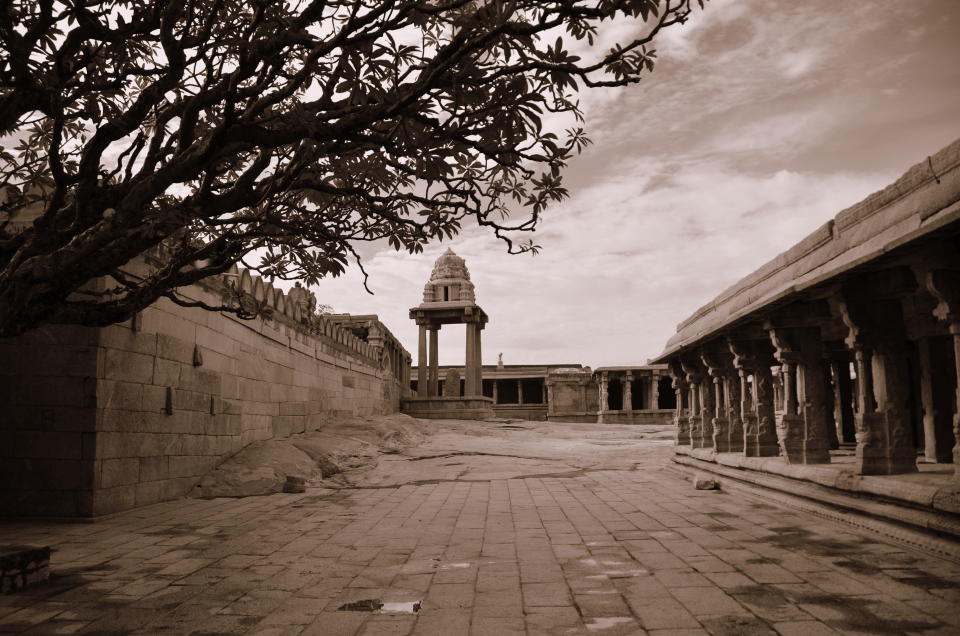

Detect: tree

[0,0,702,338]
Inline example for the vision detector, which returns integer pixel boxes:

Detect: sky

[309,0,960,368]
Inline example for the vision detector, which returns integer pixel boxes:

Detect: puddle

[584,617,635,631]
[440,562,472,570]
[338,599,383,612]
[337,598,422,614]
[381,601,422,613]
[604,569,646,578]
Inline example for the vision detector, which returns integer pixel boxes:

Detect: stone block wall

[0,325,99,517]
[1,266,409,517]
[598,410,675,426]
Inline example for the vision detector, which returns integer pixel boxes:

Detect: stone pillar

[924,269,960,477]
[753,362,780,457]
[623,372,633,412]
[417,326,428,397]
[767,325,832,464]
[699,363,715,449]
[680,360,704,448]
[916,334,957,464]
[950,324,960,471]
[835,290,917,475]
[465,323,476,396]
[428,326,439,398]
[651,373,660,409]
[682,358,712,449]
[492,380,499,405]
[669,362,691,445]
[517,378,524,405]
[598,372,608,423]
[701,351,732,452]
[474,324,484,396]
[723,372,743,453]
[829,354,857,445]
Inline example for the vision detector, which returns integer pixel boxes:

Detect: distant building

[410,363,675,424]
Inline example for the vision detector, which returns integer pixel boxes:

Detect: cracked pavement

[2,419,960,635]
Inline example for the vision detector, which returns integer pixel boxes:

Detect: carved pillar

[729,339,777,456]
[829,353,857,445]
[669,361,690,446]
[682,358,712,449]
[767,325,832,464]
[924,269,960,476]
[428,326,439,397]
[623,372,633,412]
[465,322,476,396]
[417,325,428,397]
[754,361,780,457]
[517,379,524,405]
[835,291,917,475]
[702,348,741,453]
[492,380,499,405]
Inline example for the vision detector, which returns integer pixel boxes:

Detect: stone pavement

[2,464,960,635]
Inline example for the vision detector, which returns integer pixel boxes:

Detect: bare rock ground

[192,416,676,497]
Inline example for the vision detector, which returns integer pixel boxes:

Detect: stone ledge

[672,451,960,540]
[677,446,960,513]
[1,545,50,594]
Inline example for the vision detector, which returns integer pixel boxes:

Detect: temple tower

[402,248,495,419]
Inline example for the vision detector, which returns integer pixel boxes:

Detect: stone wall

[597,410,675,426]
[493,405,548,421]
[0,265,410,517]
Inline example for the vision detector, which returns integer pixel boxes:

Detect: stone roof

[654,137,960,361]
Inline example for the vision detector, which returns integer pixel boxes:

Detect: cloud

[303,0,960,370]
[312,158,894,366]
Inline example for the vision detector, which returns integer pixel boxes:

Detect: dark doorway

[521,378,544,404]
[658,377,677,409]
[607,379,623,410]
[497,379,519,404]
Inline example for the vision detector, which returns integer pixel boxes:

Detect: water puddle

[439,562,472,570]
[337,599,382,612]
[584,617,636,631]
[381,601,422,613]
[337,599,422,614]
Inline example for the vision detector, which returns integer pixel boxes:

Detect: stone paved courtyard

[2,422,960,635]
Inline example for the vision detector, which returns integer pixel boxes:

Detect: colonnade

[664,264,960,477]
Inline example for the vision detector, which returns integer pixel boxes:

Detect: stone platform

[400,396,495,420]
[673,447,960,554]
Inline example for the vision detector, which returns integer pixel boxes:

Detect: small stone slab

[1,545,50,594]
[693,476,719,490]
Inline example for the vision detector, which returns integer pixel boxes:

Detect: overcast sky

[310,0,960,368]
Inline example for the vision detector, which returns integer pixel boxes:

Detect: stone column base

[855,412,919,475]
[712,417,731,452]
[778,414,830,464]
[675,415,690,446]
